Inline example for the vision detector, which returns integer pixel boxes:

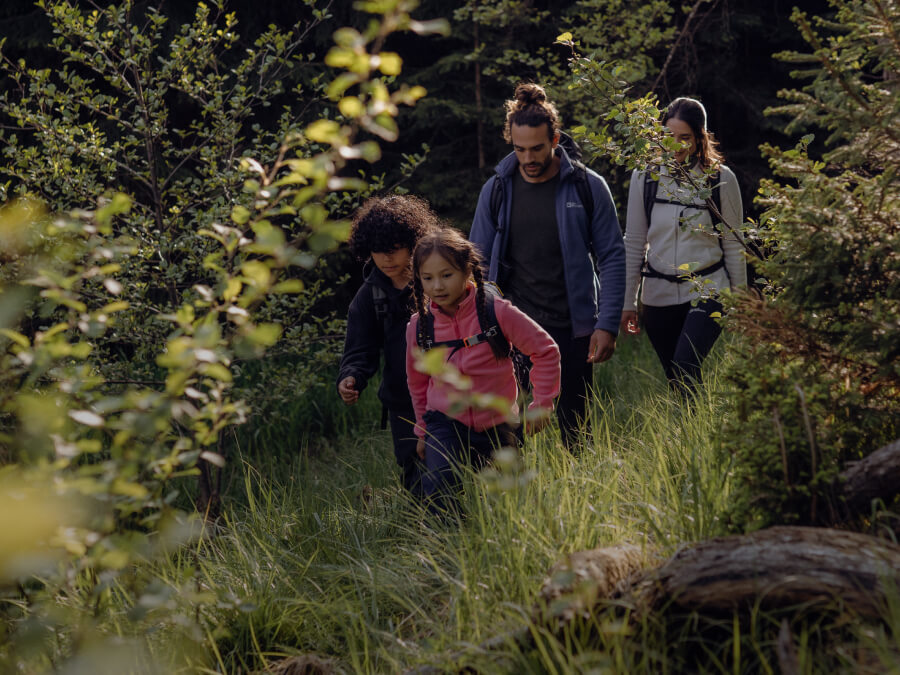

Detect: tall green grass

[138,334,899,673]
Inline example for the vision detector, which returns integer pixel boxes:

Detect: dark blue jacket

[469,148,625,338]
[336,261,413,411]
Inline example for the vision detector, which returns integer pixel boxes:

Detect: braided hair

[411,228,507,361]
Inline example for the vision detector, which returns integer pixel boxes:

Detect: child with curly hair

[337,195,438,497]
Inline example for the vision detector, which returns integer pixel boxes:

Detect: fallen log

[633,526,900,618]
[403,526,900,673]
[840,438,900,517]
[536,543,646,624]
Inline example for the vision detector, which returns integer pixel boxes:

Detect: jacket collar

[494,145,577,181]
[364,259,410,294]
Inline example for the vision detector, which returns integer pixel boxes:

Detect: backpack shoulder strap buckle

[462,333,485,348]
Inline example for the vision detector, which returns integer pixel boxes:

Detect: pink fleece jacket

[405,283,561,438]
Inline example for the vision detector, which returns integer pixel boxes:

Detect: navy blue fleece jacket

[469,147,625,338]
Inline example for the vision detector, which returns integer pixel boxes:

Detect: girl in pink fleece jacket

[405,228,560,513]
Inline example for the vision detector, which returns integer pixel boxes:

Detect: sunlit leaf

[338,96,365,118]
[377,52,402,75]
[271,279,304,293]
[69,410,104,427]
[305,119,344,145]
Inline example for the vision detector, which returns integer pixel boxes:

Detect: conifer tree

[723,0,899,528]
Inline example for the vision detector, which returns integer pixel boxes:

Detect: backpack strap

[494,154,595,227]
[370,285,391,432]
[571,161,595,222]
[644,169,723,230]
[711,172,722,228]
[481,282,510,357]
[643,170,659,226]
[640,169,731,284]
[416,283,509,358]
[641,258,726,283]
[371,285,390,334]
[489,174,504,231]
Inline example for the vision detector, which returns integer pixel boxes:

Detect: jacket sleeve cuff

[528,398,555,413]
[594,320,620,337]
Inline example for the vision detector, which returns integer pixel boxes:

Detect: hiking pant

[543,326,593,450]
[421,410,520,515]
[642,299,723,396]
[388,406,423,498]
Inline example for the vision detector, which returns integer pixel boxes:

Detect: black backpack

[642,168,722,230]
[640,169,728,283]
[416,283,509,357]
[370,283,412,428]
[642,168,766,268]
[489,131,595,227]
[416,283,533,392]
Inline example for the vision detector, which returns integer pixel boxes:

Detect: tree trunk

[631,526,900,618]
[474,21,485,170]
[197,455,222,522]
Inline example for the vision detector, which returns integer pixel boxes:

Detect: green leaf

[200,363,232,383]
[377,52,402,76]
[223,278,242,302]
[0,329,30,348]
[245,323,281,347]
[326,72,361,100]
[338,96,365,118]
[100,301,129,314]
[305,119,344,145]
[231,205,251,225]
[271,279,304,293]
[94,192,132,228]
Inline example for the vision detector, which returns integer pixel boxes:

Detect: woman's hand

[338,376,359,405]
[416,438,426,460]
[620,310,640,336]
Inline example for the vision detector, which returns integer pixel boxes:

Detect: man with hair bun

[470,82,625,450]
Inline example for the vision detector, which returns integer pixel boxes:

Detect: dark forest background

[0,0,831,308]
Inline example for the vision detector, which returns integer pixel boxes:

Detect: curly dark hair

[348,194,438,260]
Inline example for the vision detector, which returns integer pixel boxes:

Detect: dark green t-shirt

[504,170,570,328]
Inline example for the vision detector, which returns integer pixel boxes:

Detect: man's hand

[587,329,616,363]
[620,310,640,336]
[338,376,359,405]
[416,438,426,460]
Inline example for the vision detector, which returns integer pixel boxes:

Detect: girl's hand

[416,438,426,460]
[523,407,552,435]
[620,310,640,336]
[338,376,359,405]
